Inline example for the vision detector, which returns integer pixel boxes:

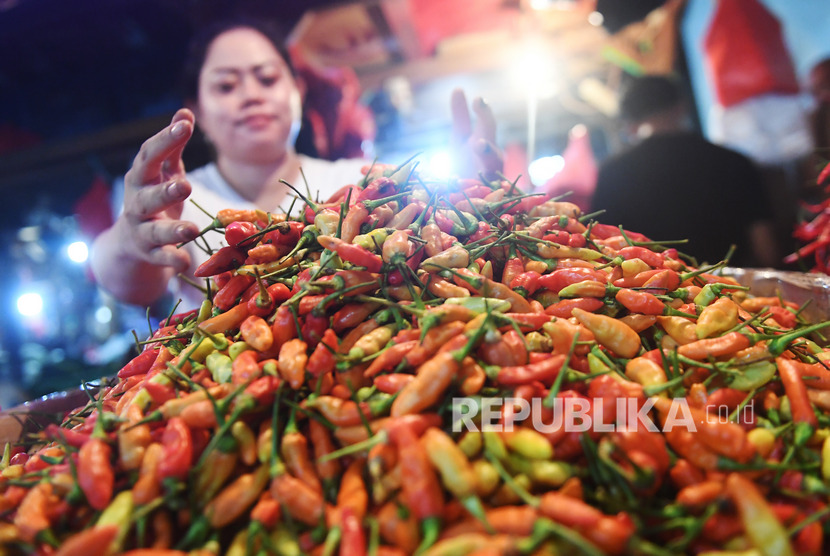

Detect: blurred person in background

[808,57,830,184]
[590,74,780,268]
[91,18,500,314]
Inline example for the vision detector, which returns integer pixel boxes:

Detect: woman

[91,20,500,313]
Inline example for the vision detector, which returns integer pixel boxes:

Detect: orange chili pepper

[54,525,119,556]
[200,303,251,335]
[133,442,163,505]
[281,415,322,494]
[205,465,269,528]
[278,338,308,390]
[240,314,274,352]
[676,332,751,360]
[14,482,55,542]
[544,297,604,318]
[270,472,326,527]
[778,356,819,427]
[391,350,461,417]
[78,436,115,511]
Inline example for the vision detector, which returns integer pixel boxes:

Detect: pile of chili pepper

[4,159,830,555]
[787,160,830,273]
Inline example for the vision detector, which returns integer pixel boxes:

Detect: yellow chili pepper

[348,324,396,360]
[572,307,641,358]
[695,296,739,339]
[657,316,698,345]
[724,473,795,556]
[94,490,133,554]
[503,427,554,460]
[625,357,668,397]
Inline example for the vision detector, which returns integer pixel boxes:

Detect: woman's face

[196,27,302,165]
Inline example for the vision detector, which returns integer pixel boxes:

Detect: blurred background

[0,0,828,406]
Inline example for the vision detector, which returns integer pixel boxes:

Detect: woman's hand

[119,108,200,271]
[91,108,200,307]
[450,88,503,180]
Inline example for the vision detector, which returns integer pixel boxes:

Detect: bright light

[426,151,452,179]
[67,241,89,263]
[95,306,112,324]
[17,292,44,317]
[587,11,604,27]
[515,47,550,89]
[528,155,565,186]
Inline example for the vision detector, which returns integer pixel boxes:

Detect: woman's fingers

[450,88,473,141]
[449,88,503,179]
[126,109,195,185]
[145,244,193,274]
[127,180,192,222]
[134,219,198,272]
[471,96,497,145]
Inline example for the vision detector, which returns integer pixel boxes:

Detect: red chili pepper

[224,220,259,247]
[263,220,304,246]
[247,282,290,316]
[669,459,706,489]
[332,302,379,332]
[317,235,384,272]
[589,223,650,242]
[510,271,541,296]
[705,388,748,413]
[501,255,525,287]
[616,246,664,268]
[386,420,444,521]
[374,373,416,394]
[640,269,681,293]
[302,312,330,348]
[357,176,396,202]
[544,297,604,318]
[157,417,193,481]
[307,328,338,377]
[537,267,607,293]
[194,246,248,278]
[615,288,665,315]
[496,354,566,386]
[543,230,587,248]
[538,491,634,556]
[818,160,830,186]
[117,347,159,378]
[364,340,419,378]
[214,274,255,311]
[339,506,367,556]
[767,305,797,328]
[44,424,91,449]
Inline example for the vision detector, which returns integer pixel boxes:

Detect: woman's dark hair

[178,17,295,104]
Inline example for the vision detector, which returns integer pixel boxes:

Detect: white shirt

[171,155,366,310]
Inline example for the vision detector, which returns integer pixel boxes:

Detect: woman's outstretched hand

[450,88,503,181]
[91,109,200,307]
[120,108,200,272]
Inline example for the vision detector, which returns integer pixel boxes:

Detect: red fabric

[703,0,799,107]
[73,175,113,240]
[407,0,521,55]
[292,49,376,161]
